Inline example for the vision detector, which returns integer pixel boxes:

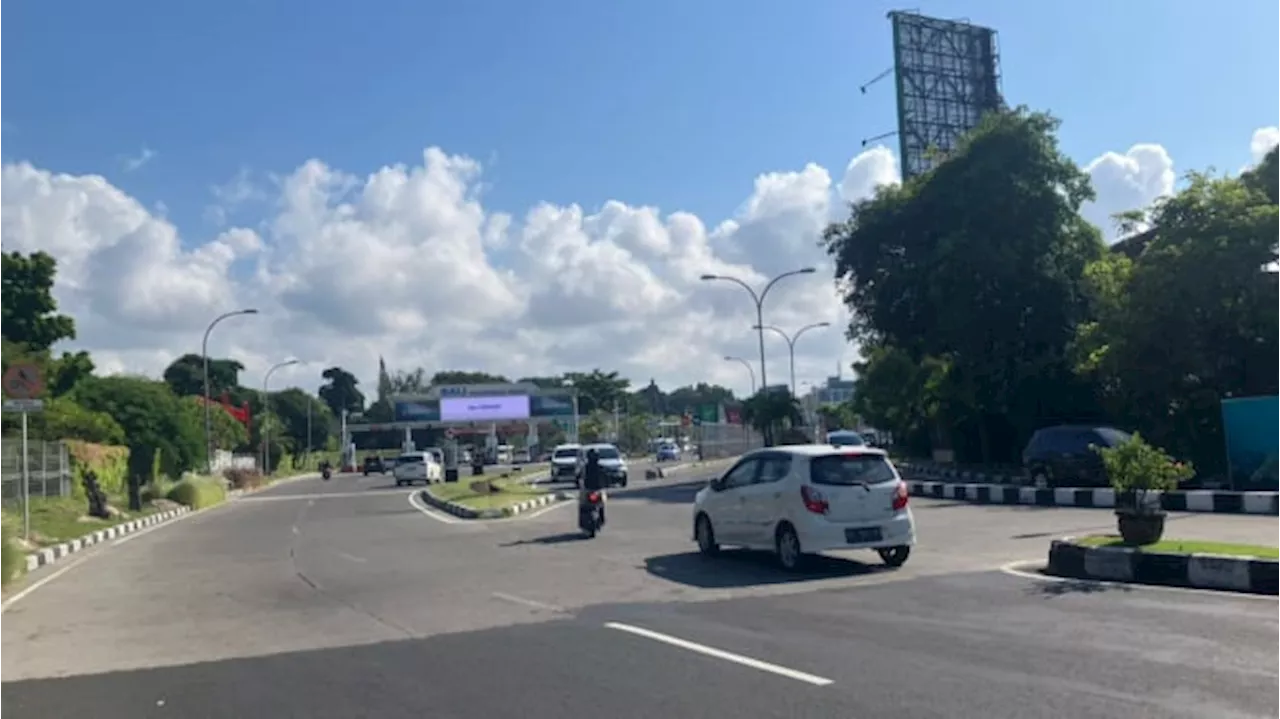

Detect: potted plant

[1094,433,1194,545]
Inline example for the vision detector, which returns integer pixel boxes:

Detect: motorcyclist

[319,459,332,475]
[579,448,606,525]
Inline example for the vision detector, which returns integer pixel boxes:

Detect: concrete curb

[897,461,1023,485]
[420,487,575,520]
[907,479,1279,515]
[1046,537,1279,595]
[23,506,192,573]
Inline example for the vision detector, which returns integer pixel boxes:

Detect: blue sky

[4,0,1278,245]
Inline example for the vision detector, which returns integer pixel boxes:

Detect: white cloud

[121,146,156,172]
[1082,143,1176,241]
[1250,126,1279,165]
[1,128,1268,398]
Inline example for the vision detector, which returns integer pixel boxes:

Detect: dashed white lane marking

[406,490,462,524]
[491,592,565,612]
[998,560,1279,602]
[337,552,367,563]
[603,622,835,687]
[291,525,300,535]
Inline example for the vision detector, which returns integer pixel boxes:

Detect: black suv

[1022,425,1132,489]
[363,456,387,476]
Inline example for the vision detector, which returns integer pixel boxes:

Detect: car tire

[775,523,806,572]
[395,480,404,487]
[877,545,911,568]
[695,514,719,556]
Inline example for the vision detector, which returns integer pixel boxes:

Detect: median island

[1074,535,1279,560]
[424,468,556,515]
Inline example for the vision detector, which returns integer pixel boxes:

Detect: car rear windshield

[827,432,865,447]
[553,449,579,459]
[809,454,897,486]
[397,455,424,464]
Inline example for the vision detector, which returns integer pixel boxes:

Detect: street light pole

[202,308,259,474]
[700,268,816,397]
[261,359,300,474]
[753,322,831,397]
[723,356,757,395]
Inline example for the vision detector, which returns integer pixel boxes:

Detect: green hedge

[166,476,227,510]
[65,440,130,498]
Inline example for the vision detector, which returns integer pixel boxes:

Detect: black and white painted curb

[907,479,1279,515]
[420,488,575,520]
[898,461,1024,485]
[24,506,192,572]
[1047,537,1279,595]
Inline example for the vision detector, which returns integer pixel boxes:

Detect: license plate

[845,527,883,544]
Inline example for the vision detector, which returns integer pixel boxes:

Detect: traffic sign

[3,363,44,400]
[444,427,456,440]
[3,399,44,413]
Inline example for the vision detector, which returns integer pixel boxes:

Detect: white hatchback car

[393,451,443,486]
[692,445,915,571]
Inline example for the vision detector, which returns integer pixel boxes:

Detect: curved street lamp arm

[758,267,815,306]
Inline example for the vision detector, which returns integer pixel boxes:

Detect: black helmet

[586,448,599,462]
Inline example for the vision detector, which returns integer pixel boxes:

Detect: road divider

[907,480,1279,515]
[1047,537,1279,595]
[419,486,575,520]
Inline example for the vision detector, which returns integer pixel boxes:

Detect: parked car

[825,430,866,448]
[393,451,443,486]
[513,448,532,464]
[656,443,681,462]
[363,456,386,475]
[580,443,629,488]
[692,445,915,572]
[1022,425,1133,489]
[549,443,582,482]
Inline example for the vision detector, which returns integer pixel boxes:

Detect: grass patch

[426,469,551,511]
[13,495,164,548]
[1077,535,1279,559]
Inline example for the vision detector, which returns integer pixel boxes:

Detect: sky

[2,0,1277,400]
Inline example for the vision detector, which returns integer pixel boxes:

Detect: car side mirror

[708,478,725,492]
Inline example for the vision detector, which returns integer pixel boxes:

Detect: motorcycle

[321,466,332,481]
[578,490,604,538]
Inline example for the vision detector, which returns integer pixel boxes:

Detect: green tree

[1242,145,1279,205]
[1079,170,1279,474]
[1,251,76,352]
[564,369,631,414]
[190,396,250,452]
[665,383,736,416]
[824,108,1104,463]
[319,367,365,417]
[163,354,244,398]
[430,370,509,385]
[72,376,204,480]
[269,388,333,453]
[741,388,802,446]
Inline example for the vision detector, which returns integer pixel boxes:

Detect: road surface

[3,461,1276,718]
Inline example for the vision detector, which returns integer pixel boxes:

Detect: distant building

[812,376,855,406]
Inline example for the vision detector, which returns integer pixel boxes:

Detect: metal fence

[698,422,763,460]
[1,438,72,502]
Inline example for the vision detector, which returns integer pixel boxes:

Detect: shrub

[1,510,26,587]
[223,468,267,490]
[1095,433,1194,512]
[166,476,227,510]
[141,476,176,503]
[66,441,130,498]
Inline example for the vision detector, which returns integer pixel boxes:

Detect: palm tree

[742,388,803,447]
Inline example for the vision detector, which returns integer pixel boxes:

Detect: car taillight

[587,491,601,503]
[892,482,909,511]
[800,485,828,515]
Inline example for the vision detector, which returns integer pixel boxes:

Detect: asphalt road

[3,460,1276,718]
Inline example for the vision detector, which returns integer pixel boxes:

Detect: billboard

[439,395,531,422]
[1221,396,1278,490]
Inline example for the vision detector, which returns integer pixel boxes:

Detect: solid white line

[406,490,461,524]
[491,592,564,612]
[998,560,1280,602]
[603,622,834,687]
[1,556,87,613]
[240,491,397,503]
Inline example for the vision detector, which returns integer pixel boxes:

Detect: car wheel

[395,480,404,487]
[618,478,628,488]
[695,514,719,555]
[877,545,911,567]
[775,524,805,572]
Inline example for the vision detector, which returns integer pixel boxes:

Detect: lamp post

[723,356,757,395]
[202,308,259,474]
[261,359,300,474]
[700,268,816,397]
[752,322,831,397]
